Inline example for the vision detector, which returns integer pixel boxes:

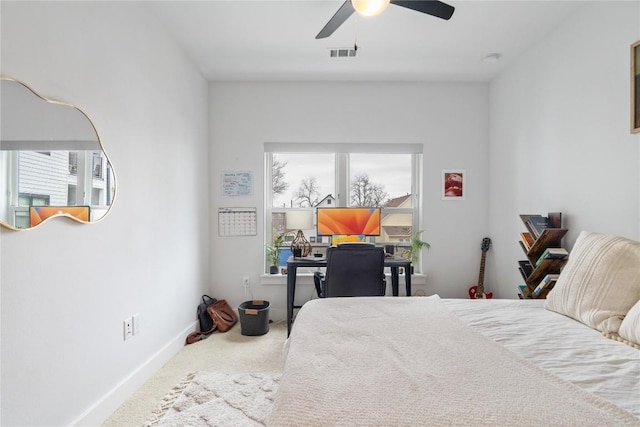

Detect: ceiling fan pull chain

[354,13,359,51]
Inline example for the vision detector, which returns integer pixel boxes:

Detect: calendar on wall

[218,207,257,236]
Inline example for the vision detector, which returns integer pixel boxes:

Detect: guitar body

[469,237,493,299]
[468,285,493,299]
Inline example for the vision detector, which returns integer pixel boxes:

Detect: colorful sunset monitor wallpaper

[29,206,90,226]
[316,207,381,236]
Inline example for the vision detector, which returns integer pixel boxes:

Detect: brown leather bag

[186,299,238,344]
[207,299,238,332]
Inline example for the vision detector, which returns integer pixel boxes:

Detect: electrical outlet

[132,314,141,335]
[243,276,250,288]
[123,317,133,340]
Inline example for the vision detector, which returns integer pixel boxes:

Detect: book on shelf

[517,284,529,299]
[533,274,560,296]
[527,215,552,238]
[519,232,534,251]
[535,247,569,266]
[520,214,542,237]
[518,260,534,280]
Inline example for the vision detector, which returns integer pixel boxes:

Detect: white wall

[2,0,638,424]
[208,81,491,315]
[0,2,209,425]
[488,1,640,298]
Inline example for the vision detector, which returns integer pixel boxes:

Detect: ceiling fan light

[352,0,390,16]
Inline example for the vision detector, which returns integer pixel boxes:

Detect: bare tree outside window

[351,173,388,207]
[294,177,321,207]
[272,156,288,196]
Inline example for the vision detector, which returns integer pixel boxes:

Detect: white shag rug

[145,372,281,427]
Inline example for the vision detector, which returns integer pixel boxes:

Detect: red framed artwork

[442,170,465,200]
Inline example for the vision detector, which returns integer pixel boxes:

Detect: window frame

[265,143,423,273]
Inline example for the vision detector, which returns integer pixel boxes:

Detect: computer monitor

[29,206,90,226]
[316,207,381,237]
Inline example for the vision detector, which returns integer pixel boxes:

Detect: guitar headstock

[481,237,492,253]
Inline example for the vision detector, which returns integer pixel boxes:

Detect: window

[69,152,78,175]
[92,153,103,179]
[18,193,50,207]
[265,143,423,272]
[67,185,77,205]
[16,193,49,229]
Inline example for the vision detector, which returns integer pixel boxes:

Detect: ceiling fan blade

[391,0,455,20]
[316,0,356,39]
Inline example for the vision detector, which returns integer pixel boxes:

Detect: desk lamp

[286,210,313,257]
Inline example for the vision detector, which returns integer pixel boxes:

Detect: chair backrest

[323,243,385,297]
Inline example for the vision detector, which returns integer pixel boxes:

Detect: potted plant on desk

[266,231,287,274]
[405,230,431,274]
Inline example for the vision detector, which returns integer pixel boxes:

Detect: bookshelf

[517,212,568,299]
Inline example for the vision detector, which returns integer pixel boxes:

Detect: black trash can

[238,300,270,336]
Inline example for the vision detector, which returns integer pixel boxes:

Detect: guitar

[468,237,493,299]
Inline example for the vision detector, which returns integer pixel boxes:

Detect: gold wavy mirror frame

[0,77,116,230]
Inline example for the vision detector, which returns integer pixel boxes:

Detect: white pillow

[545,231,640,333]
[616,299,640,348]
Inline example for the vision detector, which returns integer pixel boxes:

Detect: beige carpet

[102,321,287,427]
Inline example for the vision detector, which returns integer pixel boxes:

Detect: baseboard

[70,320,198,426]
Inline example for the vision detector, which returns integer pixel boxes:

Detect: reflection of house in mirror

[11,150,113,227]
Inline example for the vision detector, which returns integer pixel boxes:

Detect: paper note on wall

[222,171,253,197]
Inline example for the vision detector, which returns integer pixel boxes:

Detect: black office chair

[313,243,386,298]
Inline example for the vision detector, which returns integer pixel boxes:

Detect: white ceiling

[148,0,587,82]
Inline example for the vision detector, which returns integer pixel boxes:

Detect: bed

[268,231,640,426]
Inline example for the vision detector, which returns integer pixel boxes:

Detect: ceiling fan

[316,0,455,39]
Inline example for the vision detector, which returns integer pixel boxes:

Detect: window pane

[14,211,29,229]
[349,153,412,208]
[270,212,290,266]
[92,152,103,179]
[18,193,49,206]
[91,189,101,205]
[350,153,413,246]
[68,185,77,205]
[271,153,335,208]
[378,211,413,249]
[69,152,78,175]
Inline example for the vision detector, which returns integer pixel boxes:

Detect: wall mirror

[0,77,116,230]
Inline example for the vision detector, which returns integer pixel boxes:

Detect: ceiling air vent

[329,47,357,58]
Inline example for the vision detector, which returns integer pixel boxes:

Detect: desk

[286,256,412,336]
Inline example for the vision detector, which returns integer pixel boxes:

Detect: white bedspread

[269,296,639,426]
[443,298,640,418]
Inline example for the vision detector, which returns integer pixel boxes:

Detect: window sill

[260,272,428,287]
